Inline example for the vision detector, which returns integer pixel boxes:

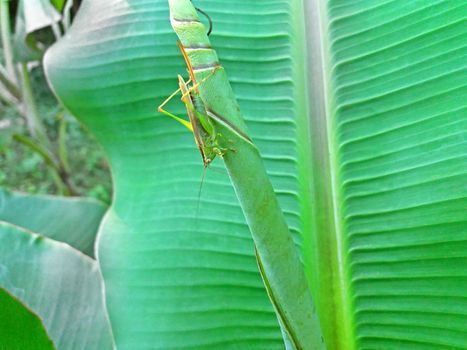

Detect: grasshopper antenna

[190,1,213,36]
[195,164,227,221]
[195,165,208,221]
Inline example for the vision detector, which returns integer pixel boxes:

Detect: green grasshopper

[158,41,226,168]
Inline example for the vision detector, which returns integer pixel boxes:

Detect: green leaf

[168,1,324,349]
[0,222,114,350]
[44,0,308,348]
[0,188,107,256]
[13,0,61,62]
[304,1,467,349]
[50,0,66,12]
[0,288,55,350]
[44,0,467,349]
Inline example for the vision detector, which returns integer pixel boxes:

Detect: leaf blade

[0,222,114,350]
[0,288,56,350]
[44,0,314,348]
[0,189,107,257]
[305,1,467,349]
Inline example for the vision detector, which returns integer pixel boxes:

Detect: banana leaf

[44,0,467,349]
[0,222,114,350]
[0,288,55,350]
[304,1,467,349]
[13,0,61,62]
[45,0,297,348]
[0,188,107,256]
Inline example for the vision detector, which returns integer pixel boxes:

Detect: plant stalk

[0,0,18,84]
[0,64,21,99]
[0,80,18,105]
[13,133,76,196]
[19,63,51,149]
[57,113,71,173]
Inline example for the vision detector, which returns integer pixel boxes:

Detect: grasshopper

[158,42,226,168]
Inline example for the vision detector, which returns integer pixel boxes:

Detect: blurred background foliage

[0,0,111,203]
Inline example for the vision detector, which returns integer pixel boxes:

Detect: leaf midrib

[304,0,356,349]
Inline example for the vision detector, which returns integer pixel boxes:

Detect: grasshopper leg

[180,66,221,101]
[157,84,194,132]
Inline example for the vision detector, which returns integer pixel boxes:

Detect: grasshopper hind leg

[157,83,194,132]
